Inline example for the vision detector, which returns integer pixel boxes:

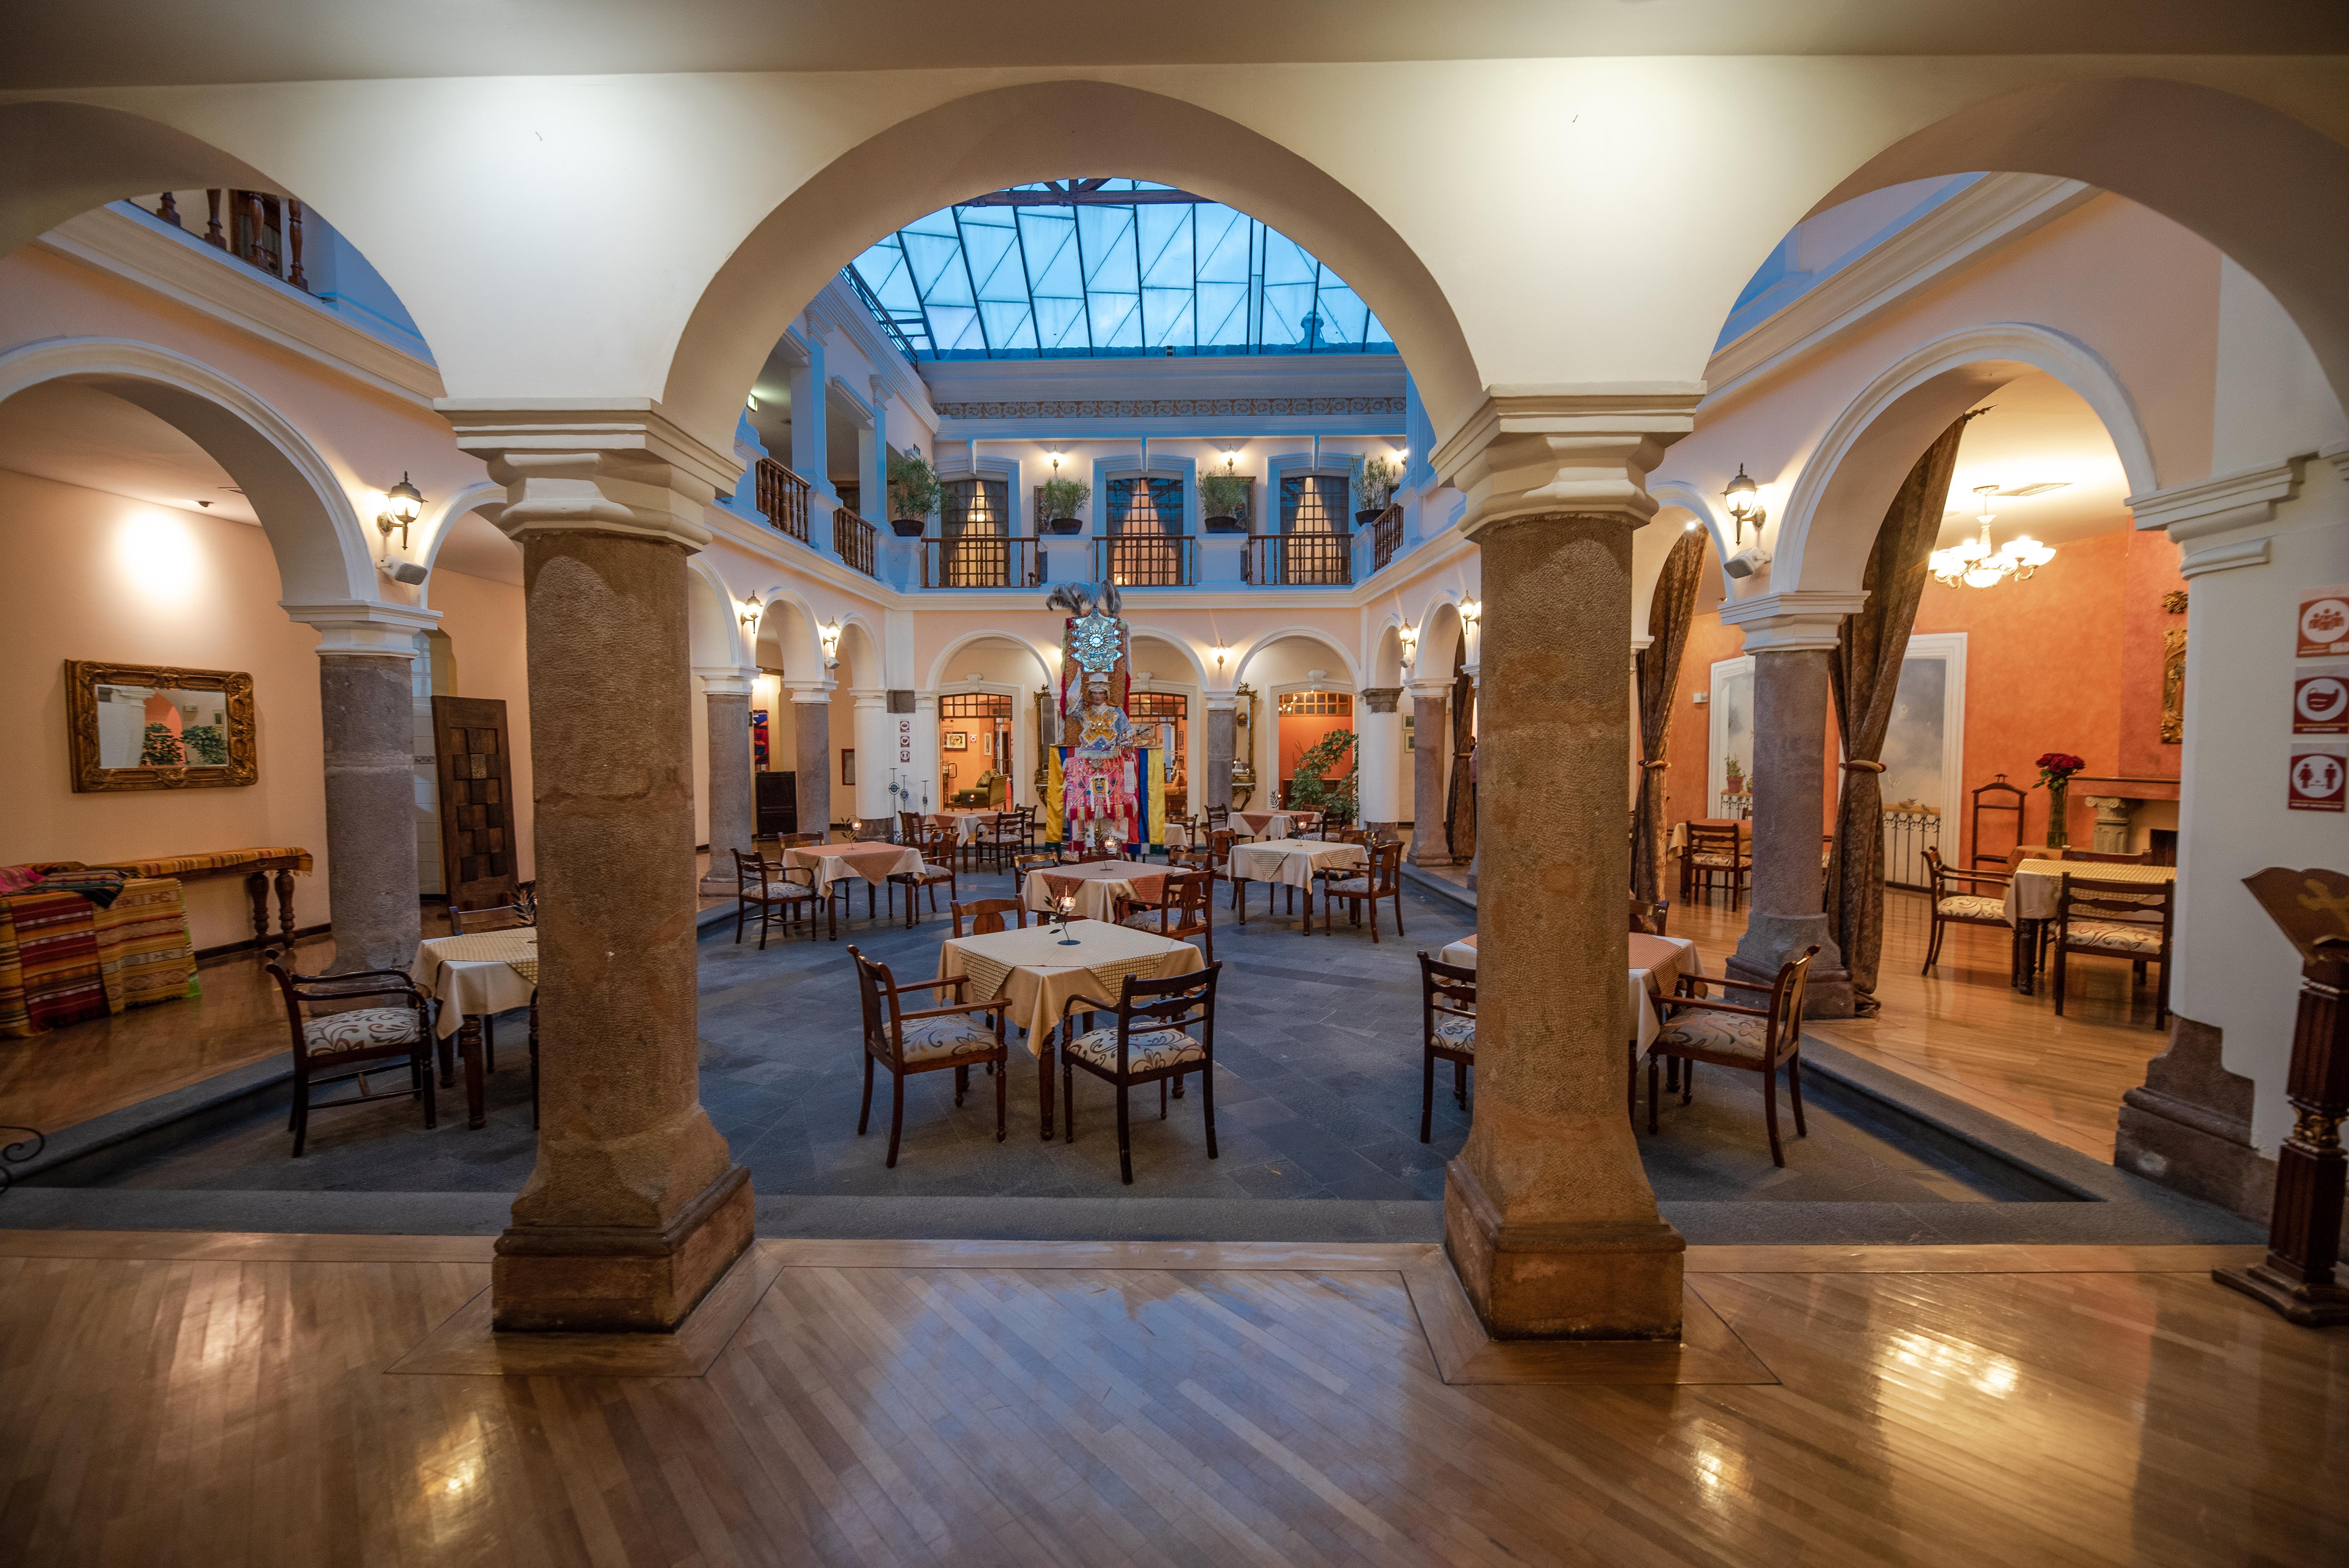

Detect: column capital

[1204,692,1236,711]
[1432,386,1702,540]
[2127,455,2307,577]
[1360,686,1403,714]
[1718,590,1870,652]
[784,680,836,703]
[693,665,758,698]
[1405,677,1451,704]
[282,598,439,657]
[439,401,739,552]
[850,688,888,710]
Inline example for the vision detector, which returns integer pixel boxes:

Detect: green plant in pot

[887,447,941,537]
[1201,470,1251,534]
[1040,476,1091,535]
[1285,728,1358,826]
[1354,454,1400,526]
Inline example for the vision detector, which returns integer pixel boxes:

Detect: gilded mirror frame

[64,660,258,793]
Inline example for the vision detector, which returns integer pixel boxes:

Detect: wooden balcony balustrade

[833,508,878,577]
[1370,503,1404,572]
[1243,532,1353,587]
[150,190,308,291]
[1098,535,1194,588]
[923,536,1041,589]
[754,458,813,543]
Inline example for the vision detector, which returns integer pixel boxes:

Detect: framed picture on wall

[841,749,855,786]
[64,660,258,793]
[942,731,969,751]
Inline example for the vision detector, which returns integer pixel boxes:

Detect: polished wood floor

[0,1229,2339,1566]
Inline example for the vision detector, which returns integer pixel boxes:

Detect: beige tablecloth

[2001,858,2175,923]
[786,841,925,894]
[933,811,997,846]
[413,929,538,1040]
[939,919,1204,1055]
[1434,932,1700,1057]
[1021,861,1167,923]
[1228,838,1363,891]
[1232,810,1298,841]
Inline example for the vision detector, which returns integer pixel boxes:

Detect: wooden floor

[1674,887,2169,1160]
[2,1228,2340,1566]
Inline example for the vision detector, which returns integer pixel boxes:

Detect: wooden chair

[446,898,541,1126]
[1680,821,1750,908]
[734,846,828,947]
[1123,866,1214,961]
[951,898,1028,938]
[1205,805,1231,834]
[1417,952,1476,1143]
[1648,944,1818,1167]
[2052,874,2174,1028]
[1066,843,1117,864]
[2064,848,2153,864]
[1629,897,1670,936]
[888,821,958,928]
[1321,840,1406,942]
[898,810,926,846]
[1057,965,1222,1185]
[1970,773,2027,870]
[265,960,435,1156]
[846,945,1008,1166]
[1920,845,2011,973]
[1010,848,1060,886]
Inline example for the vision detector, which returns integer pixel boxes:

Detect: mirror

[65,661,257,793]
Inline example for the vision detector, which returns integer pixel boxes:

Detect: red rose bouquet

[2034,752,2086,789]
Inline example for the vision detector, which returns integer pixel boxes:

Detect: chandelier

[1930,485,2055,589]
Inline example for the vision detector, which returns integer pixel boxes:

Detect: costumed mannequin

[1048,581,1147,850]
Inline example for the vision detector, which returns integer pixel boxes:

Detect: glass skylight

[843,180,1396,361]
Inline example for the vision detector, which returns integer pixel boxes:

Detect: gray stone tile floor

[47,860,2092,1210]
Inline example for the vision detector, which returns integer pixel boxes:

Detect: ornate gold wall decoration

[2161,626,2187,743]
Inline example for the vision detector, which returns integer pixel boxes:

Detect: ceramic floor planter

[1203,515,1246,535]
[889,520,926,538]
[1046,518,1085,535]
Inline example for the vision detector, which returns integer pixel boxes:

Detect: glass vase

[2045,778,2070,851]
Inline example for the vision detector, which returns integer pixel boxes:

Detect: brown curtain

[1826,414,1974,1013]
[1632,530,1710,903]
[1445,639,1478,862]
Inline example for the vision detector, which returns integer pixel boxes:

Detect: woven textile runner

[424,929,539,984]
[93,878,198,1012]
[0,889,107,1036]
[93,846,315,879]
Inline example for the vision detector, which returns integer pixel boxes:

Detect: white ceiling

[1944,371,2133,551]
[0,381,258,524]
[6,0,2344,86]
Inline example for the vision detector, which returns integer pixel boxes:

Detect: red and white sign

[2295,668,2349,735]
[2299,587,2349,657]
[897,718,912,764]
[2288,743,2347,813]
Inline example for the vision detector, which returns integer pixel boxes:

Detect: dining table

[937,917,1204,1138]
[411,926,538,1129]
[2000,857,2176,994]
[784,840,927,925]
[1435,931,1705,1117]
[1021,859,1167,924]
[1226,837,1364,932]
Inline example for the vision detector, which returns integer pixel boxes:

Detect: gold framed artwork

[942,730,970,751]
[64,659,258,793]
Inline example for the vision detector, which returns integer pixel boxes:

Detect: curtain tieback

[1639,760,1670,771]
[1841,759,1887,773]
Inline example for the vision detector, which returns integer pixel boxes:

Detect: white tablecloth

[933,810,1000,846]
[2001,858,2175,923]
[1021,861,1167,923]
[412,930,538,1040]
[1231,810,1301,841]
[1434,932,1700,1057]
[785,842,925,895]
[939,919,1204,1054]
[1227,838,1363,891]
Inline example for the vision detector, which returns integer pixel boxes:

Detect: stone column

[852,689,891,823]
[1204,695,1235,811]
[448,410,751,1333]
[787,681,833,835]
[2083,794,2135,854]
[1463,666,1482,893]
[697,667,757,894]
[1358,687,1403,834]
[1723,629,1852,1016]
[285,604,439,973]
[1438,393,1698,1340]
[787,316,836,502]
[911,691,942,816]
[1406,680,1451,866]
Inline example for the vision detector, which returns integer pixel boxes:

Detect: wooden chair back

[952,898,1028,937]
[448,896,535,934]
[2064,848,2153,865]
[2057,873,2173,934]
[264,960,430,1064]
[1205,805,1231,831]
[779,832,823,849]
[1765,947,1816,1066]
[1011,849,1060,880]
[1103,963,1220,1060]
[845,944,911,1061]
[1969,773,2027,869]
[1207,829,1237,869]
[1419,953,1477,1048]
[1360,839,1402,895]
[1629,897,1669,936]
[1154,868,1214,955]
[1686,821,1744,860]
[1067,844,1116,864]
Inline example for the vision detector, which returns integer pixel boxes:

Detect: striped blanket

[0,877,198,1038]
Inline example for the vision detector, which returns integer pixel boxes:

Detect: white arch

[1770,322,2159,599]
[1232,625,1362,689]
[0,336,379,604]
[684,555,748,668]
[1410,596,1468,683]
[832,613,884,687]
[1642,481,1736,618]
[1369,620,1407,687]
[412,478,509,607]
[1124,624,1211,689]
[923,629,1057,694]
[745,582,828,679]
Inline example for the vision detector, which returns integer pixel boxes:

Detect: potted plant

[1355,454,1401,527]
[2034,751,2087,850]
[887,447,940,537]
[1040,476,1090,535]
[1201,471,1251,534]
[1285,729,1359,826]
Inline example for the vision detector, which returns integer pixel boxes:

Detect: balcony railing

[1098,534,1194,588]
[833,508,877,576]
[150,190,309,290]
[1244,531,1352,586]
[754,457,812,542]
[923,535,1041,589]
[1369,503,1404,572]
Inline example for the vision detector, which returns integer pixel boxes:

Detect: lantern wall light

[1722,464,1766,545]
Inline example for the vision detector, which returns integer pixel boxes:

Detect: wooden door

[431,695,519,910]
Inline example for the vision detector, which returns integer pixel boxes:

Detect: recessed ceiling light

[1998,482,2070,497]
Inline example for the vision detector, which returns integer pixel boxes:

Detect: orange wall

[1279,713,1351,789]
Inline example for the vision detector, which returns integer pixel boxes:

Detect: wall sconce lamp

[1211,644,1231,675]
[1222,449,1240,474]
[1397,622,1419,660]
[739,597,762,633]
[1049,451,1062,474]
[818,618,843,669]
[1459,598,1481,625]
[1723,464,1767,545]
[376,473,424,552]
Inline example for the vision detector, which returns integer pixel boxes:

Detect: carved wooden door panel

[431,695,519,911]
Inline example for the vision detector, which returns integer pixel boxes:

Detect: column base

[492,1164,754,1332]
[1729,911,1852,1016]
[2212,1262,2349,1327]
[698,874,737,898]
[1442,1158,1684,1339]
[1409,847,1455,868]
[2113,1014,2279,1224]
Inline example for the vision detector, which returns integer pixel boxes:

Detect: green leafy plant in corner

[1285,727,1358,825]
[181,723,229,765]
[887,445,942,523]
[1039,475,1092,521]
[1356,454,1400,514]
[1200,470,1251,521]
[139,723,185,766]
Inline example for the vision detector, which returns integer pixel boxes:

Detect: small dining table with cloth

[1434,931,1705,1118]
[1021,860,1167,925]
[1998,858,2176,994]
[784,841,928,924]
[1226,838,1365,932]
[412,927,538,1128]
[937,918,1204,1138]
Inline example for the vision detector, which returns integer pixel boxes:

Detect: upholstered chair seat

[1064,1025,1204,1073]
[894,1013,1005,1063]
[2065,919,2165,955]
[1650,1009,1770,1064]
[1934,893,2007,921]
[302,1007,424,1054]
[1429,1013,1476,1054]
